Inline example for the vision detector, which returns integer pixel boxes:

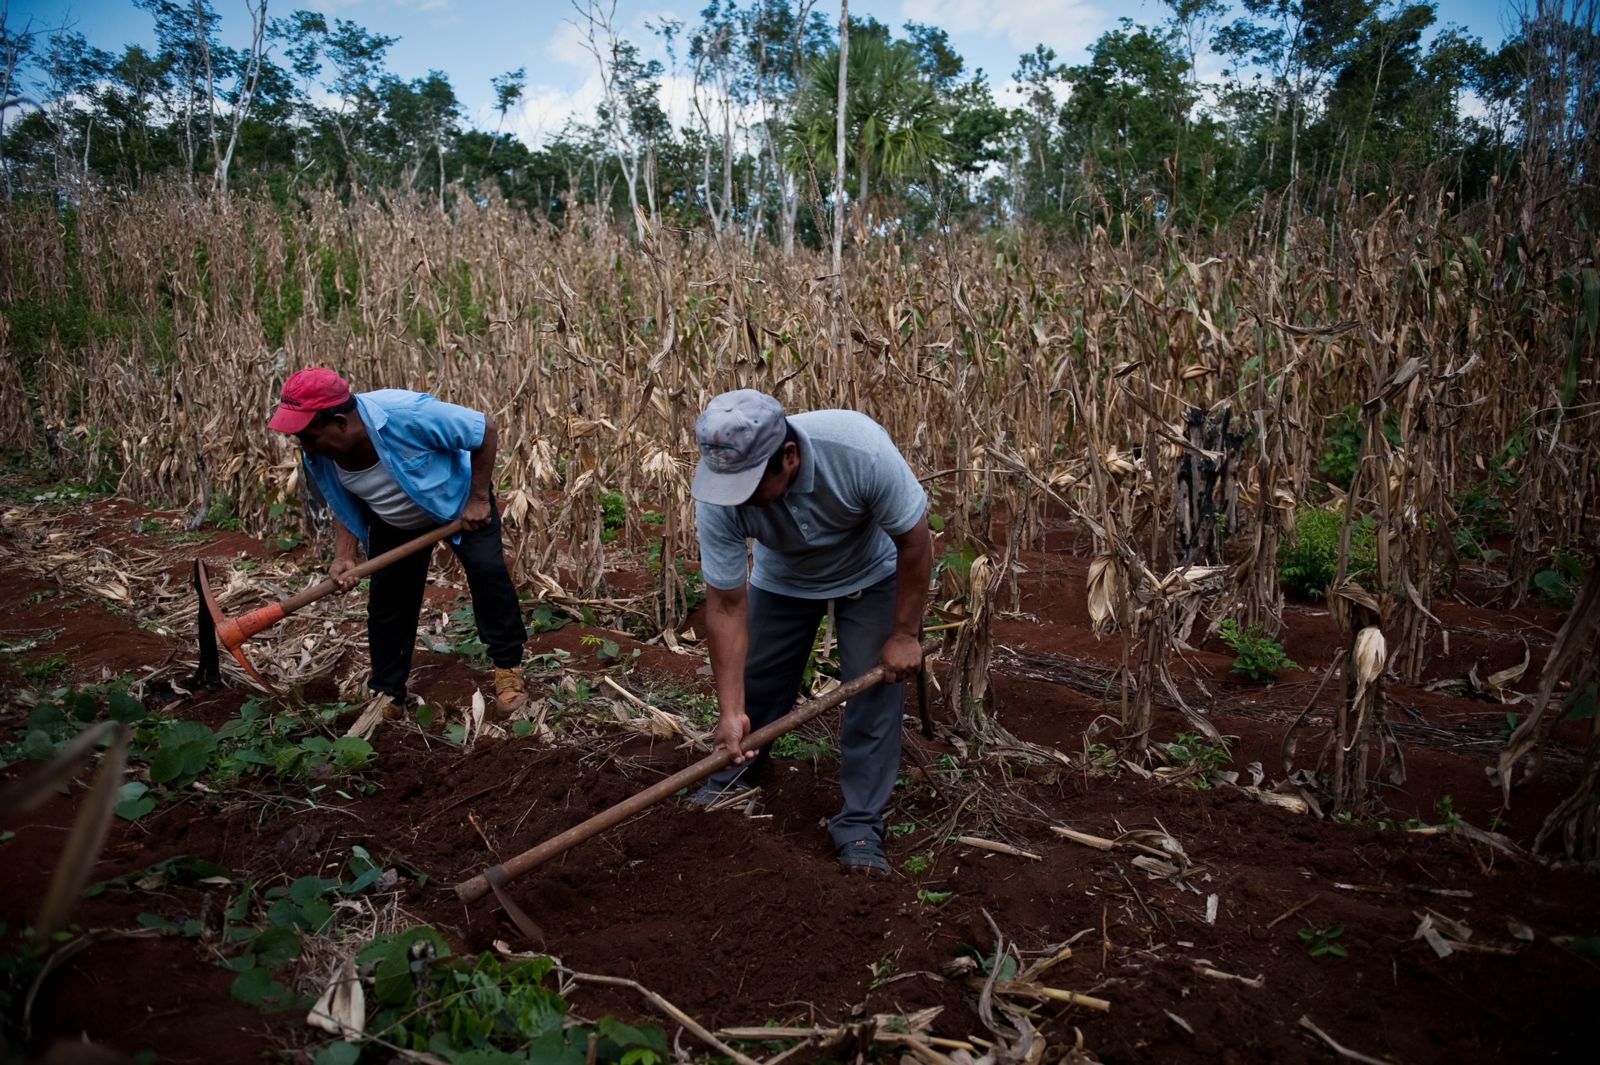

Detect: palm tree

[787,31,951,224]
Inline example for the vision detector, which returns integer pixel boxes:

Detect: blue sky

[11,1,1519,143]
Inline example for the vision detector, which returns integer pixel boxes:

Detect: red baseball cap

[268,368,352,433]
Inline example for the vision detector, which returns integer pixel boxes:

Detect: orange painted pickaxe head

[194,559,279,693]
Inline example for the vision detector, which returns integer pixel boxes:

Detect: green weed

[1164,732,1232,788]
[1530,549,1587,610]
[1218,619,1299,681]
[1280,508,1377,600]
[770,732,837,762]
[1297,925,1349,958]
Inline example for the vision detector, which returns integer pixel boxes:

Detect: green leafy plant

[1298,925,1349,958]
[579,632,629,663]
[1280,508,1377,600]
[1530,549,1587,610]
[205,495,245,531]
[1164,732,1232,788]
[1,684,151,769]
[18,653,68,683]
[311,926,670,1064]
[1434,794,1462,833]
[901,853,932,875]
[441,605,489,662]
[770,732,837,762]
[1218,619,1299,681]
[1319,404,1400,489]
[599,490,627,542]
[1563,681,1597,723]
[529,602,570,633]
[0,926,71,1042]
[916,889,952,905]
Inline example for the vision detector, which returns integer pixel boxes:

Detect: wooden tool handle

[278,519,464,614]
[454,637,940,904]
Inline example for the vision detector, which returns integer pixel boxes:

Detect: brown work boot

[493,667,527,720]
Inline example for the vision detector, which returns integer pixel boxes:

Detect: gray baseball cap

[691,389,787,505]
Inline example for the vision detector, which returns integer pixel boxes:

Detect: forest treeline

[2,1,1595,244]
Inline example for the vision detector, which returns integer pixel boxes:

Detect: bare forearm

[705,586,748,717]
[469,415,497,500]
[333,519,360,563]
[890,519,933,637]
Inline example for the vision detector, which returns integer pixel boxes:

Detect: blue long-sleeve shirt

[301,389,485,554]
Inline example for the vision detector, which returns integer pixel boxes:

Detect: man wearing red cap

[268,368,528,717]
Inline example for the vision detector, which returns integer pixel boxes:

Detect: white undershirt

[336,460,437,530]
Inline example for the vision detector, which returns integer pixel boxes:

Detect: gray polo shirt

[696,410,927,599]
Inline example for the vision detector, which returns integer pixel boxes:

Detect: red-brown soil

[1,492,1596,1064]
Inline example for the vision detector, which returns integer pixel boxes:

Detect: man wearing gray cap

[688,389,932,876]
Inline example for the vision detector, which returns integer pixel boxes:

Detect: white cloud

[901,0,1114,63]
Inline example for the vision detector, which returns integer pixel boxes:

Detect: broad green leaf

[252,925,302,965]
[598,1017,669,1055]
[364,926,450,1007]
[27,703,68,734]
[298,898,334,933]
[230,965,289,1007]
[290,876,338,904]
[313,1044,361,1065]
[330,736,373,771]
[21,729,58,762]
[177,740,213,778]
[115,794,156,820]
[164,721,216,750]
[107,692,146,723]
[69,692,100,721]
[526,1031,586,1065]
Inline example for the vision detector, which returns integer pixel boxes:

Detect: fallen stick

[1266,893,1320,930]
[1298,1015,1399,1065]
[1197,966,1264,989]
[967,979,1111,1013]
[956,835,1042,861]
[567,971,761,1065]
[1051,825,1114,850]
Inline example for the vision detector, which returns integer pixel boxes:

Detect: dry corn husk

[1086,554,1127,633]
[306,959,366,1038]
[1101,448,1138,477]
[1354,626,1385,685]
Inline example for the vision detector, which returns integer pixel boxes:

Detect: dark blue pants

[365,501,526,700]
[702,575,905,849]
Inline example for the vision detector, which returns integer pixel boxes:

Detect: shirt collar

[353,391,386,431]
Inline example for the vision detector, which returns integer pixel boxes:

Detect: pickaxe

[194,520,463,690]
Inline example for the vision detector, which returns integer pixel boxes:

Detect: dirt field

[1,485,1596,1064]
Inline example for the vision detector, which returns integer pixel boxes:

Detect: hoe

[193,520,463,690]
[453,637,940,925]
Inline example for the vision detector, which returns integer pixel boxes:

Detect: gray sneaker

[838,838,891,876]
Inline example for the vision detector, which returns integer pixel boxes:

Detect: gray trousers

[703,575,904,849]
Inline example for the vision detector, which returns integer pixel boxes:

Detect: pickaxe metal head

[195,559,278,693]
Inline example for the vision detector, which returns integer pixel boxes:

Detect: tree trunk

[832,0,857,361]
[194,0,219,180]
[215,0,268,201]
